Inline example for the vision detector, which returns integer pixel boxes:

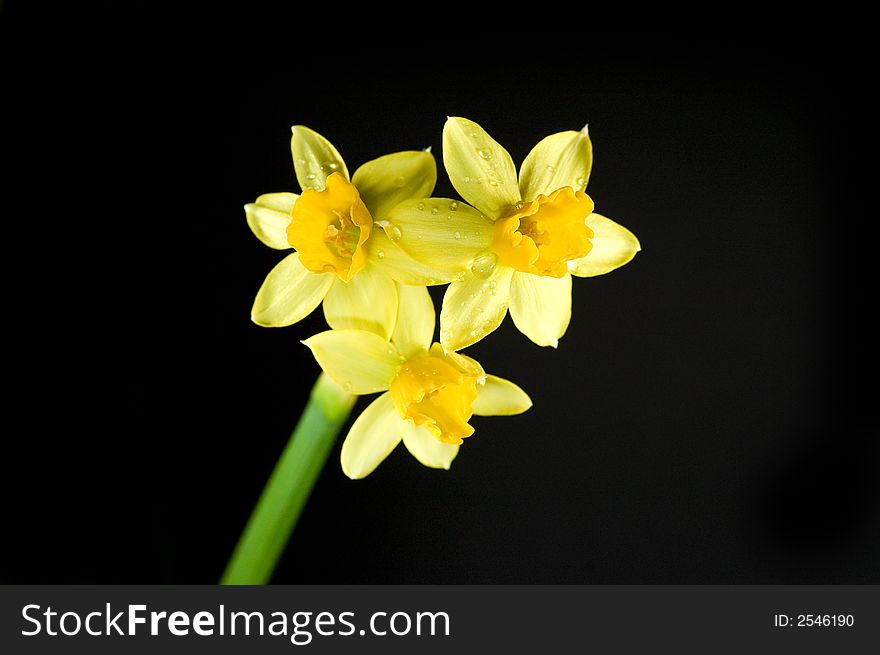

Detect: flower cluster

[246,118,640,478]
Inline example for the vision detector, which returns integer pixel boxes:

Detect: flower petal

[443,117,520,218]
[341,392,407,479]
[508,271,572,348]
[352,151,437,220]
[290,125,349,191]
[251,253,333,327]
[366,229,460,285]
[472,375,532,416]
[302,329,401,395]
[385,197,493,274]
[392,283,435,358]
[439,264,514,352]
[322,268,398,339]
[568,213,641,277]
[402,423,460,470]
[244,192,297,250]
[518,128,592,200]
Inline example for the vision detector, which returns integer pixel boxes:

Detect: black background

[2,5,876,584]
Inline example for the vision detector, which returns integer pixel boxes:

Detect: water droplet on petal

[305,173,317,181]
[515,201,525,210]
[326,162,339,171]
[454,231,461,240]
[478,148,492,159]
[463,176,472,183]
[576,176,587,187]
[377,250,386,259]
[343,381,353,392]
[449,201,459,211]
[546,164,556,172]
[417,202,425,211]
[488,179,498,186]
[385,224,402,242]
[471,252,498,279]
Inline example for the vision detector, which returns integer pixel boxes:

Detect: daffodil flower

[245,126,453,339]
[385,117,641,350]
[302,284,532,478]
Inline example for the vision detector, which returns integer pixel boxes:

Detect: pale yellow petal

[439,263,514,352]
[302,329,402,394]
[568,213,641,277]
[251,252,333,327]
[391,283,435,358]
[402,423,460,470]
[351,151,437,220]
[244,192,297,250]
[365,228,460,285]
[385,197,493,274]
[341,392,407,479]
[518,128,593,200]
[290,125,349,191]
[472,375,532,416]
[508,271,572,348]
[443,117,520,218]
[322,268,398,339]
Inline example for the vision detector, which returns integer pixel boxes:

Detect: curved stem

[221,373,355,585]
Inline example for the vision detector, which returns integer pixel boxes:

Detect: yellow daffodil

[245,126,455,339]
[384,117,641,350]
[302,284,532,478]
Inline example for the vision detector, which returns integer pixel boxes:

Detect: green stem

[221,373,356,585]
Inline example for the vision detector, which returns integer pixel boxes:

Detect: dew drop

[394,175,406,187]
[576,176,587,187]
[488,179,499,186]
[477,148,493,159]
[385,224,402,242]
[343,381,353,392]
[326,162,339,171]
[377,250,386,259]
[463,176,472,183]
[515,201,525,210]
[454,231,461,240]
[546,164,556,172]
[431,206,439,215]
[417,202,425,211]
[305,173,317,181]
[449,201,459,211]
[471,252,498,279]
